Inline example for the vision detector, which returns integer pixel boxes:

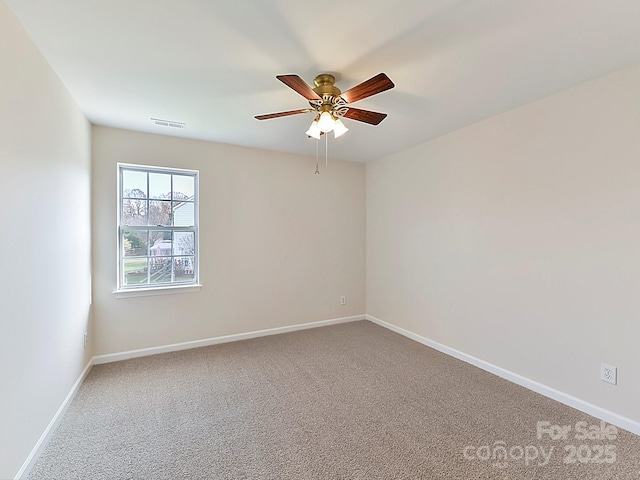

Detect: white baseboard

[93,315,366,365]
[366,314,640,437]
[26,314,636,480]
[14,358,94,480]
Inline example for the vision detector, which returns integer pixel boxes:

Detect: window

[117,164,199,291]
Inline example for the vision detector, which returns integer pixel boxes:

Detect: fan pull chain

[315,138,319,174]
[325,132,328,168]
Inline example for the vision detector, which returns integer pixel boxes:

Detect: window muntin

[118,164,198,290]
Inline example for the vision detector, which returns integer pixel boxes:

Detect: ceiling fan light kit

[256,72,394,170]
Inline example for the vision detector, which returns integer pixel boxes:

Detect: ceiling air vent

[151,118,186,129]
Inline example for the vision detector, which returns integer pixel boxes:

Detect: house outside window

[117,164,199,290]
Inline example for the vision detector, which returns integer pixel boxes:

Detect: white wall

[367,62,640,424]
[0,2,92,478]
[92,126,365,355]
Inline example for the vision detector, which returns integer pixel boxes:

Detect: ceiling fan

[255,73,394,139]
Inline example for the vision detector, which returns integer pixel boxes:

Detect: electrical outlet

[84,332,88,348]
[601,363,617,385]
[340,296,346,305]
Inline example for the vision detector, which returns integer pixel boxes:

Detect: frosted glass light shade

[305,120,321,139]
[318,111,335,133]
[333,118,349,138]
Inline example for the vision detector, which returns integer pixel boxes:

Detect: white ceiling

[7,0,640,162]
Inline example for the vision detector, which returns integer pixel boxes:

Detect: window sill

[113,284,202,298]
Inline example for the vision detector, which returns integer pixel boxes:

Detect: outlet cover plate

[601,363,617,385]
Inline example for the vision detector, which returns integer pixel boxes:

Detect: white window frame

[115,163,200,296]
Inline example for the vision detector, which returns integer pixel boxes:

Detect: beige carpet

[28,321,640,479]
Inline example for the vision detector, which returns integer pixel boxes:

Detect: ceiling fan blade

[276,75,322,101]
[255,108,312,120]
[340,73,395,104]
[342,107,387,125]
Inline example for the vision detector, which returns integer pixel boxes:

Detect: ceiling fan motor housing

[312,74,341,96]
[311,74,347,116]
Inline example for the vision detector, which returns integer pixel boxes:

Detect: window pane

[173,257,195,282]
[122,198,148,226]
[173,175,194,200]
[150,258,172,284]
[149,173,171,200]
[148,230,169,252]
[149,200,171,226]
[123,258,148,285]
[122,170,147,198]
[122,230,148,257]
[149,233,172,257]
[174,232,195,255]
[173,201,194,226]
